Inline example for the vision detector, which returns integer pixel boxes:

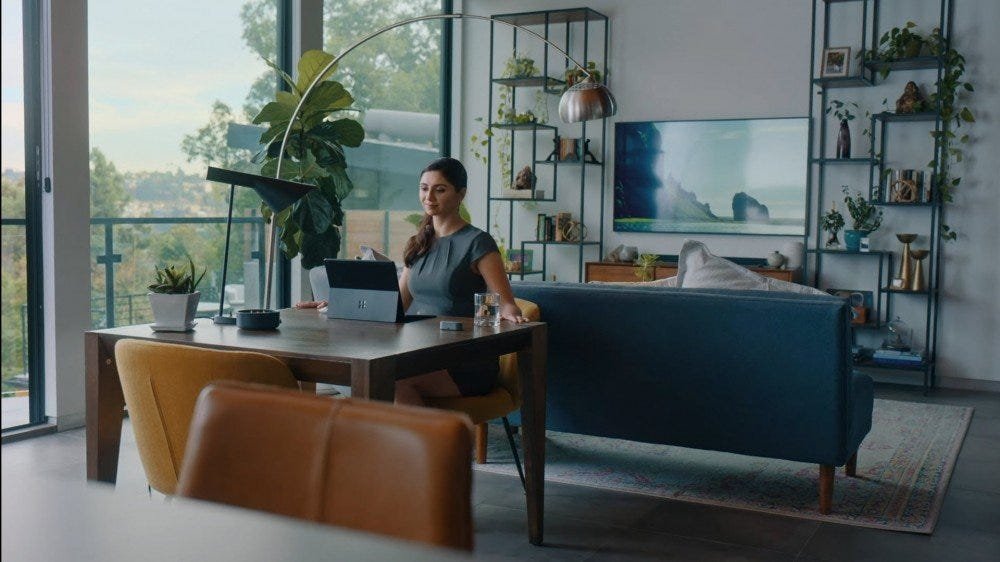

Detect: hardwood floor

[3,383,998,561]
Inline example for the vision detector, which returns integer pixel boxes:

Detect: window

[323,0,446,262]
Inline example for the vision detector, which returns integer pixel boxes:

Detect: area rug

[477,399,972,534]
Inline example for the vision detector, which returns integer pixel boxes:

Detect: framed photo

[821,47,851,78]
[613,117,808,236]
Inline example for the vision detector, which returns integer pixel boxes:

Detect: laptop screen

[323,259,433,323]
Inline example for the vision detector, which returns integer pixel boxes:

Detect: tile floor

[2,383,998,561]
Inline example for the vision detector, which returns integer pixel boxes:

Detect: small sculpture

[513,165,535,190]
[895,81,926,114]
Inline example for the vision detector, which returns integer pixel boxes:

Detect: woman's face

[419,171,465,218]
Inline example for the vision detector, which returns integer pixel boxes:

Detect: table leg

[86,334,125,484]
[518,324,547,545]
[350,358,397,402]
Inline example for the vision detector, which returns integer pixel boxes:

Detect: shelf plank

[522,240,600,246]
[492,76,565,89]
[490,122,558,131]
[812,76,873,88]
[882,286,932,295]
[875,201,936,207]
[874,111,938,122]
[855,358,930,372]
[811,157,878,165]
[489,196,554,202]
[493,7,607,26]
[507,270,544,277]
[534,160,603,167]
[865,56,942,72]
[807,249,889,256]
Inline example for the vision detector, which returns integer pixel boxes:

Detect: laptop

[323,259,434,323]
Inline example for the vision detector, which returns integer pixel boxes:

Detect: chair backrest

[114,339,299,495]
[496,298,540,407]
[176,382,474,551]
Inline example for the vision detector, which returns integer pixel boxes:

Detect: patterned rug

[477,399,972,534]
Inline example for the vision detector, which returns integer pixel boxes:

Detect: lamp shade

[558,78,618,123]
[206,167,314,213]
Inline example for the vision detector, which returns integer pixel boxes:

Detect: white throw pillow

[676,240,826,296]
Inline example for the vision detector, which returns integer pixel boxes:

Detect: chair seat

[424,387,516,426]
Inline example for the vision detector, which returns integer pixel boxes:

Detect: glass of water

[473,292,501,327]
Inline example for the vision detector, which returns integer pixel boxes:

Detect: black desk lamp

[206,166,314,326]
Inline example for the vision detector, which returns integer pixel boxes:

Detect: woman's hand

[295,300,328,309]
[500,301,528,323]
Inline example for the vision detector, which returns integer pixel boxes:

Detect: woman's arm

[398,266,413,312]
[474,251,527,323]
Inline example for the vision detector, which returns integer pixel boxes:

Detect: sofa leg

[475,423,488,464]
[845,451,858,477]
[819,465,834,514]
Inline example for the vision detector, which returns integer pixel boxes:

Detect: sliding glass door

[1,0,45,430]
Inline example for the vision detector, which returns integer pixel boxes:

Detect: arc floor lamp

[259,12,618,310]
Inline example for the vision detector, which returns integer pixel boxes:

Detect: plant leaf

[295,50,337,94]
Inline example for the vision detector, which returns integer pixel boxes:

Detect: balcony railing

[91,216,266,329]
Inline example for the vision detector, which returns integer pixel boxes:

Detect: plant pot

[844,230,869,252]
[148,291,200,331]
[903,39,923,58]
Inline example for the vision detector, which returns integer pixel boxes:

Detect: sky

[2,0,269,174]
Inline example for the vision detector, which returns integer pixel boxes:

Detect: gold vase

[896,233,917,289]
[909,249,929,292]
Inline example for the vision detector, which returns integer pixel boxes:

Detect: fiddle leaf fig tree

[253,49,365,269]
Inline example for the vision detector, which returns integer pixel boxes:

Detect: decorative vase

[781,241,805,270]
[148,291,200,331]
[895,233,917,289]
[766,251,786,269]
[836,119,852,159]
[909,249,929,292]
[844,229,868,252]
[825,229,841,249]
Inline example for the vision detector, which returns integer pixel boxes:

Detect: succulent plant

[148,257,206,294]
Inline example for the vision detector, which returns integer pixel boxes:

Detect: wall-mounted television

[613,117,809,236]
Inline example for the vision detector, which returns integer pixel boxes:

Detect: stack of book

[871,348,924,368]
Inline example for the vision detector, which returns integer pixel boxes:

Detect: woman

[298,157,528,406]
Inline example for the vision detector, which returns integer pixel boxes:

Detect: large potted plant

[147,258,206,331]
[842,187,883,251]
[252,50,366,271]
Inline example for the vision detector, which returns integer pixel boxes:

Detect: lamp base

[213,315,237,325]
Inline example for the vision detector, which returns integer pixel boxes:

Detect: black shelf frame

[485,7,610,283]
[807,0,951,392]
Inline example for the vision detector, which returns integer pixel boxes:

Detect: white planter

[148,291,200,331]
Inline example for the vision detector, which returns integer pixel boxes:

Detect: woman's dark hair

[403,158,468,267]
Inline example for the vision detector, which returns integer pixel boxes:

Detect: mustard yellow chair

[424,298,540,488]
[115,339,300,495]
[177,381,474,550]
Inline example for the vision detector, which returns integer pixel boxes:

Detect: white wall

[461,0,999,387]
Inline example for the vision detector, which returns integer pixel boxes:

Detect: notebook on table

[323,259,434,323]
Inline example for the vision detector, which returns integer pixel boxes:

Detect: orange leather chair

[424,298,540,488]
[115,339,300,495]
[176,381,475,551]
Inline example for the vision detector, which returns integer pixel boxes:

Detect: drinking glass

[473,292,500,327]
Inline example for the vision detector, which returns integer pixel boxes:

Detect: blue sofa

[511,281,874,513]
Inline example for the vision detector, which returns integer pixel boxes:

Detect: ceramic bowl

[236,309,281,330]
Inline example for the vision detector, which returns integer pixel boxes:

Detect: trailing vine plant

[469,53,548,191]
[860,23,975,241]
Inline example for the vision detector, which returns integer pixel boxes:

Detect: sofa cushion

[589,276,677,288]
[677,240,826,296]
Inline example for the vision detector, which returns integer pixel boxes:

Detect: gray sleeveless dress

[407,224,500,395]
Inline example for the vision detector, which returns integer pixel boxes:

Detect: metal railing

[91,216,265,329]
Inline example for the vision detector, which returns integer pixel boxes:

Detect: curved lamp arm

[264,12,616,308]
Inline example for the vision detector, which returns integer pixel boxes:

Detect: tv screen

[613,117,808,236]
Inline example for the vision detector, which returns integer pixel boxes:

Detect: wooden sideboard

[585,261,801,283]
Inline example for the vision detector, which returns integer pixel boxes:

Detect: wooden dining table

[85,308,547,544]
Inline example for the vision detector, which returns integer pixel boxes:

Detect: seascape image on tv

[613,118,808,235]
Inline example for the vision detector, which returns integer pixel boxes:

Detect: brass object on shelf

[896,233,917,289]
[909,249,929,292]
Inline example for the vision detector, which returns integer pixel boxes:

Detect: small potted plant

[147,257,206,331]
[634,253,659,282]
[821,201,846,248]
[842,186,883,251]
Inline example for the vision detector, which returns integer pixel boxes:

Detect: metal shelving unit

[807,0,952,392]
[484,7,609,282]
